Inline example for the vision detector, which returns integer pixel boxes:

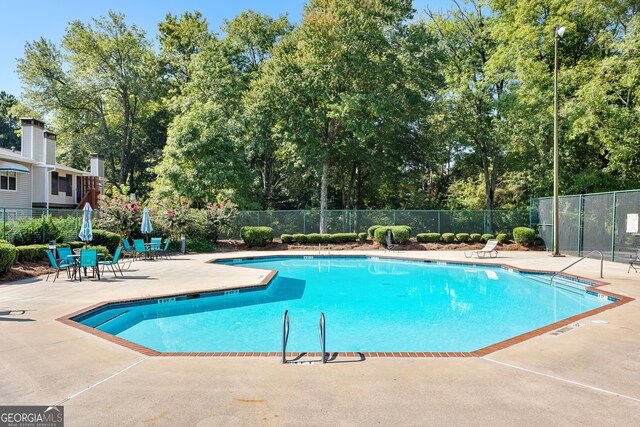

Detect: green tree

[17,11,164,192]
[0,92,20,150]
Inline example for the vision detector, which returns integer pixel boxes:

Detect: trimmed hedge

[416,233,441,243]
[0,241,18,276]
[442,233,455,243]
[16,244,49,263]
[374,226,410,245]
[470,233,482,243]
[358,232,367,242]
[368,225,383,238]
[481,233,494,242]
[306,233,331,244]
[328,233,358,244]
[87,245,112,260]
[91,230,121,254]
[12,218,63,246]
[513,227,536,246]
[292,234,307,243]
[67,241,86,249]
[496,233,508,244]
[241,226,274,247]
[281,234,294,244]
[456,233,470,243]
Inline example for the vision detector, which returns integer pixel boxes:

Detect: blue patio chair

[133,239,148,260]
[100,246,124,277]
[156,238,171,259]
[45,249,72,282]
[78,249,99,281]
[150,237,162,259]
[121,239,135,267]
[57,247,73,263]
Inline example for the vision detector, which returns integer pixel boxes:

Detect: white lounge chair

[464,239,499,258]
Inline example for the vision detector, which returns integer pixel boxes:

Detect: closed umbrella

[78,203,93,245]
[141,206,153,242]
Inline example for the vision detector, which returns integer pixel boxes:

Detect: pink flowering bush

[95,187,143,238]
[203,200,237,241]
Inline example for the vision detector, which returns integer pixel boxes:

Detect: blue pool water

[76,257,611,352]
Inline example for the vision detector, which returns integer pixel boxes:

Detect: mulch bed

[0,261,51,283]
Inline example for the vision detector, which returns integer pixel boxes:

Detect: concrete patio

[1,250,639,426]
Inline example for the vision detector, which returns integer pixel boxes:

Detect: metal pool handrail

[319,312,326,364]
[551,250,604,286]
[282,310,290,364]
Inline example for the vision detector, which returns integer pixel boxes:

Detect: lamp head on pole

[555,25,566,38]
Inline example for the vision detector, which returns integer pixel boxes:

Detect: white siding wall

[31,167,45,202]
[45,139,56,164]
[21,126,32,158]
[32,128,44,162]
[0,172,32,208]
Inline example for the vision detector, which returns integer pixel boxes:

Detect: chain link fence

[531,189,640,262]
[1,208,91,245]
[1,207,530,245]
[219,209,529,240]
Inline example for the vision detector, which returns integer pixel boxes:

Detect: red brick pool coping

[57,255,634,359]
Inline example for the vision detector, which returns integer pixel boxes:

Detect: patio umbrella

[141,206,153,242]
[78,203,93,245]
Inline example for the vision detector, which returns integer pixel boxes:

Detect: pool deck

[1,250,639,425]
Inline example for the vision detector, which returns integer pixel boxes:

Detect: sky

[0,0,452,98]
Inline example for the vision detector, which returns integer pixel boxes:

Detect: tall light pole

[552,24,566,257]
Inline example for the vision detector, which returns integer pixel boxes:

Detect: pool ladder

[282,310,326,364]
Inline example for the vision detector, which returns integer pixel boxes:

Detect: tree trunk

[119,87,130,184]
[319,158,329,234]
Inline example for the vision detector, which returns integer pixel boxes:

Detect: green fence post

[577,194,583,256]
[257,211,261,227]
[483,211,487,234]
[437,210,441,234]
[393,211,396,226]
[75,210,79,240]
[303,211,306,234]
[611,192,617,261]
[41,210,45,244]
[2,208,5,241]
[529,198,533,229]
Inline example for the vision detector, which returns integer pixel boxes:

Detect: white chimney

[20,118,45,161]
[90,153,104,178]
[44,131,57,165]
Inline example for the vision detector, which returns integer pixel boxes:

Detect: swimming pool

[72,256,616,354]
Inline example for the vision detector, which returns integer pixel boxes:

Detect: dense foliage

[10,0,639,220]
[0,241,18,275]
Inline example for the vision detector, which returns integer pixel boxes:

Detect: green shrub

[306,233,323,244]
[12,218,62,246]
[513,227,536,246]
[292,234,307,243]
[374,226,410,245]
[91,229,121,254]
[398,225,412,234]
[481,233,495,242]
[281,234,294,244]
[358,232,367,242]
[496,233,508,244]
[441,233,455,243]
[15,244,49,262]
[470,233,482,243]
[0,241,18,275]
[455,233,469,243]
[185,239,216,253]
[328,233,358,244]
[416,233,441,243]
[67,241,86,249]
[368,225,383,238]
[241,226,273,247]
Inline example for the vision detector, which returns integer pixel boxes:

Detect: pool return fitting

[282,310,327,364]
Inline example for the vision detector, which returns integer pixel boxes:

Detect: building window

[0,172,17,191]
[58,173,66,194]
[66,175,73,196]
[51,171,59,195]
